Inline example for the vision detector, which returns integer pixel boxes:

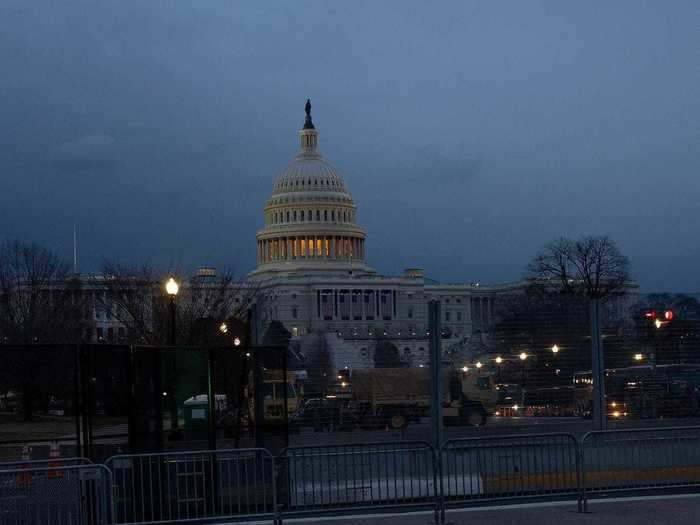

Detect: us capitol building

[248,101,521,370]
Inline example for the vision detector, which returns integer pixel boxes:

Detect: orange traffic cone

[47,441,63,479]
[16,445,32,486]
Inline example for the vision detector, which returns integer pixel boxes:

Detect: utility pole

[590,299,607,430]
[428,300,443,449]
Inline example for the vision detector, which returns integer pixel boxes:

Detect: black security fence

[0,343,290,463]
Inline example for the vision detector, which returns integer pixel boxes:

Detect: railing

[277,441,439,520]
[440,433,581,508]
[5,428,700,524]
[0,464,113,525]
[105,448,276,524]
[580,426,700,510]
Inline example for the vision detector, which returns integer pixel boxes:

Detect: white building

[248,101,522,370]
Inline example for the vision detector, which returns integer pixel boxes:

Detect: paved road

[237,495,700,524]
[289,416,700,447]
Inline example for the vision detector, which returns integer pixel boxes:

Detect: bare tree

[93,262,261,345]
[0,240,90,421]
[304,331,334,397]
[527,235,631,299]
[373,337,403,368]
[527,235,631,430]
[0,239,89,343]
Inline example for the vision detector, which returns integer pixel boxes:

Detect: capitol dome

[251,100,374,276]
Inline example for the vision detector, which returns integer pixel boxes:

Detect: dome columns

[256,234,365,264]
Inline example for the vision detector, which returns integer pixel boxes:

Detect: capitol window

[293,210,297,221]
[316,210,320,221]
[286,211,290,222]
[331,210,335,221]
[324,210,328,221]
[292,307,298,319]
[300,210,304,221]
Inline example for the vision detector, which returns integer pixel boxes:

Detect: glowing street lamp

[461,366,469,373]
[233,337,241,347]
[219,322,228,334]
[475,361,483,369]
[165,277,179,297]
[551,345,560,354]
[634,353,644,362]
[519,352,528,384]
[495,356,503,364]
[165,276,179,431]
[654,319,662,329]
[165,277,179,346]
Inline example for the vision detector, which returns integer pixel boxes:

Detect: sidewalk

[242,494,700,525]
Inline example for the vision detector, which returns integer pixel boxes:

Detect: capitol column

[331,236,336,259]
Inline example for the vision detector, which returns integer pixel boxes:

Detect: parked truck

[323,367,497,430]
[246,369,300,424]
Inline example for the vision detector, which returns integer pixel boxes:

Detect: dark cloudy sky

[1,1,698,291]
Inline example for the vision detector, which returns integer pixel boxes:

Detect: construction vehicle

[247,369,300,424]
[326,367,497,430]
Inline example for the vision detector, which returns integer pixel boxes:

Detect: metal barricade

[0,457,92,471]
[580,426,700,509]
[440,433,581,511]
[277,441,438,521]
[105,448,276,524]
[0,464,113,525]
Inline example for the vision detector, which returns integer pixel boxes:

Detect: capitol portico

[249,101,522,370]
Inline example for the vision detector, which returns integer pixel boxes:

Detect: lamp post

[166,277,179,346]
[165,277,179,434]
[519,352,528,384]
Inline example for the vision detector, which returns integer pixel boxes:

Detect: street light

[519,352,527,385]
[165,277,179,346]
[165,277,179,297]
[233,337,241,347]
[551,345,559,354]
[654,319,662,329]
[165,276,179,433]
[494,356,503,383]
[219,322,228,334]
[475,361,483,369]
[634,353,644,362]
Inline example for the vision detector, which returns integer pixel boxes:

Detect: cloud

[52,133,118,171]
[405,146,482,186]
